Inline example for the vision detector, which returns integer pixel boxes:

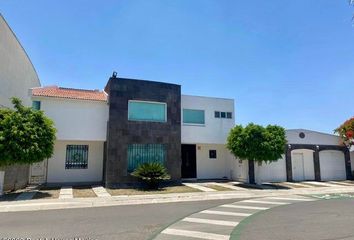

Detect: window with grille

[65,145,89,169]
[127,144,166,172]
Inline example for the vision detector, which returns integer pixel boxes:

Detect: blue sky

[1,0,353,133]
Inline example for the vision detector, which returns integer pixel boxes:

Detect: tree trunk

[248,160,255,184]
[0,170,4,196]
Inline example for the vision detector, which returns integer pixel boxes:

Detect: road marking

[162,228,229,240]
[182,217,239,226]
[59,186,73,199]
[267,197,315,201]
[92,186,111,197]
[183,183,217,192]
[243,200,289,205]
[201,210,251,217]
[220,204,269,210]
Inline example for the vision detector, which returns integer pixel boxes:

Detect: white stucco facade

[31,96,108,141]
[181,95,235,179]
[181,95,235,144]
[196,144,231,179]
[46,140,104,183]
[0,14,40,108]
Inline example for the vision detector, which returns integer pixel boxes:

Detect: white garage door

[320,150,346,181]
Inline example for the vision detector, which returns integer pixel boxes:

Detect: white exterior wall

[181,95,235,144]
[286,129,341,145]
[255,157,287,184]
[0,15,40,108]
[47,140,104,183]
[196,144,231,179]
[32,97,108,141]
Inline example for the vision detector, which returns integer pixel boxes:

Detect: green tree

[227,123,287,184]
[0,98,56,167]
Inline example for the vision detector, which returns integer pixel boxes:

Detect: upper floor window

[32,101,41,110]
[128,100,167,122]
[215,111,232,119]
[183,109,205,125]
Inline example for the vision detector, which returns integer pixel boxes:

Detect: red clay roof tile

[31,86,107,102]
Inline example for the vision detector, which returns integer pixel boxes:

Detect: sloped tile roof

[31,86,107,102]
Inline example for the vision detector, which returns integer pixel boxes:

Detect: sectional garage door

[319,150,346,181]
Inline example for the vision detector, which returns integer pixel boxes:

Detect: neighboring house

[0,14,41,191]
[30,75,236,186]
[232,129,353,184]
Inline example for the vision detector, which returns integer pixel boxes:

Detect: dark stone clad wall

[104,77,181,187]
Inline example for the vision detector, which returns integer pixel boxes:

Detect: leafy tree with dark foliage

[227,123,286,184]
[0,98,56,167]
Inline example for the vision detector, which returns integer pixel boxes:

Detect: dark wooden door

[181,144,197,178]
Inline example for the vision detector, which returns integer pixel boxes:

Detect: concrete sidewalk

[1,185,354,213]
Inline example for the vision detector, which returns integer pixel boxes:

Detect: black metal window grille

[65,145,89,169]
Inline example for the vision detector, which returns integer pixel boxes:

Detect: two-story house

[30,74,235,186]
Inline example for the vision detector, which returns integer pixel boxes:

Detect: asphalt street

[237,198,354,240]
[0,198,239,240]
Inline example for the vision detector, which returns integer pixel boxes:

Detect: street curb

[1,186,354,212]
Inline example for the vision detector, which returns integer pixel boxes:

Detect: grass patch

[107,185,201,196]
[33,186,60,199]
[205,184,232,191]
[73,186,97,198]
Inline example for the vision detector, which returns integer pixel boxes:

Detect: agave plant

[131,162,171,189]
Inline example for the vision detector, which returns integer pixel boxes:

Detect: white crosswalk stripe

[183,183,217,192]
[201,210,251,217]
[220,204,269,210]
[267,197,315,201]
[162,228,230,240]
[182,217,239,226]
[243,199,289,205]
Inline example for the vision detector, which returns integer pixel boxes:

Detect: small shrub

[131,162,171,189]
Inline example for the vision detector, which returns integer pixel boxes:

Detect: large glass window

[128,101,166,122]
[127,144,166,172]
[183,109,205,124]
[65,145,89,169]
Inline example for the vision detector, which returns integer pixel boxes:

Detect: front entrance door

[181,144,197,178]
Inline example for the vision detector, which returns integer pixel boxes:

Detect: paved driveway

[236,198,354,240]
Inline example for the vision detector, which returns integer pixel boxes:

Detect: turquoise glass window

[183,109,205,124]
[128,101,166,122]
[127,144,166,172]
[32,101,41,110]
[65,145,89,169]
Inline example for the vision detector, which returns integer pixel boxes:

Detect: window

[214,111,220,118]
[220,112,226,118]
[65,145,88,169]
[183,109,205,124]
[128,100,166,122]
[32,101,41,110]
[127,144,166,172]
[226,112,232,119]
[209,150,217,159]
